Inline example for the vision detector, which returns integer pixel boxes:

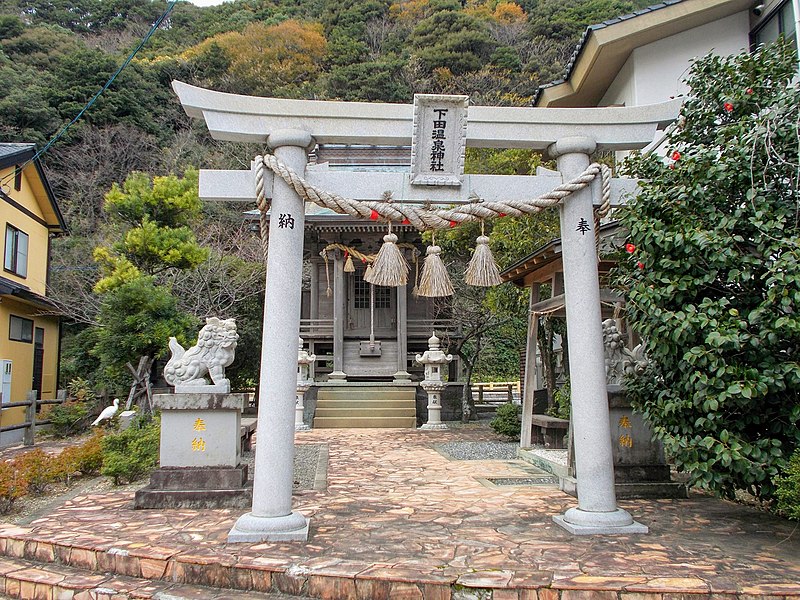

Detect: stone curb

[0,533,798,600]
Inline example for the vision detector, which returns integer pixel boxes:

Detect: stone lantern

[415,332,452,430]
[296,337,316,431]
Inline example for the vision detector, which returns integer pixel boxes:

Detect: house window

[354,272,391,309]
[9,315,33,343]
[753,1,797,50]
[4,225,28,277]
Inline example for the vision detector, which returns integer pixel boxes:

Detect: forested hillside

[0,0,654,389]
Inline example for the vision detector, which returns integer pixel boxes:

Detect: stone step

[0,554,287,600]
[316,388,416,401]
[314,407,416,418]
[313,416,417,428]
[316,398,415,409]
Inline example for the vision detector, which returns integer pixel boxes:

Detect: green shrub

[547,380,571,420]
[101,416,160,485]
[12,449,56,495]
[0,461,27,514]
[490,402,521,439]
[49,379,97,438]
[775,450,800,521]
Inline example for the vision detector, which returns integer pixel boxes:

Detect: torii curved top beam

[172,80,681,151]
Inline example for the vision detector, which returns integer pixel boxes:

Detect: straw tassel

[364,225,409,286]
[344,252,355,273]
[417,241,454,297]
[322,251,332,297]
[465,233,503,287]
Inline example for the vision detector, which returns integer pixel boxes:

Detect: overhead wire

[0,0,178,190]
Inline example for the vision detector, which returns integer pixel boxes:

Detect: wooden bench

[240,417,257,453]
[530,414,569,449]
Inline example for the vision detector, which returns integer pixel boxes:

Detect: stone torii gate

[172,80,680,540]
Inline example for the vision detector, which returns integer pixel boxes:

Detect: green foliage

[410,8,496,75]
[616,40,800,502]
[95,277,198,386]
[490,402,521,439]
[101,415,161,485]
[775,450,800,521]
[48,378,98,438]
[547,380,570,420]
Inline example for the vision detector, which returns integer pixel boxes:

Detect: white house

[534,0,796,110]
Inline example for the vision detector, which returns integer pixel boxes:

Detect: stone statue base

[135,465,252,509]
[134,392,252,509]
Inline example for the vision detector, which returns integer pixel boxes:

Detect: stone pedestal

[134,392,251,509]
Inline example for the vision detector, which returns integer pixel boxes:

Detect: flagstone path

[0,425,797,599]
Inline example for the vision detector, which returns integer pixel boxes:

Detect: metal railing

[0,390,67,446]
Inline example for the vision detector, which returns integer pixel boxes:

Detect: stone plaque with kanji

[410,94,468,187]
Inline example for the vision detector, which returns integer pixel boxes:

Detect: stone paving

[0,425,798,599]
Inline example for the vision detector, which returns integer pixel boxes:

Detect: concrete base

[553,514,649,535]
[419,423,448,430]
[553,506,648,535]
[134,465,252,509]
[295,423,311,431]
[393,371,412,382]
[327,371,347,382]
[227,511,310,542]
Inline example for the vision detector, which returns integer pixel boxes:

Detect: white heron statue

[92,398,120,426]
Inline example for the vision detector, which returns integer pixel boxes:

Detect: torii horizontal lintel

[199,167,639,206]
[172,81,681,151]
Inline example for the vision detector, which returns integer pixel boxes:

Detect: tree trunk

[461,359,476,423]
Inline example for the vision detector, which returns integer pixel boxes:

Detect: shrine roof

[533,0,751,108]
[501,221,621,286]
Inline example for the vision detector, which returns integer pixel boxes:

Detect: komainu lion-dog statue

[164,317,239,391]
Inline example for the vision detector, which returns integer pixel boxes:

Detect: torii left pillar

[228,129,311,542]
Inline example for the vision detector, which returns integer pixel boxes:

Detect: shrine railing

[299,318,459,339]
[299,319,334,338]
[407,319,459,338]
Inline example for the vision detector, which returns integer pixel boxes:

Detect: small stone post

[228,129,313,542]
[295,337,315,431]
[549,136,646,535]
[416,333,452,430]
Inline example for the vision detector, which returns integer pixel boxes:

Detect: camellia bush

[616,38,800,503]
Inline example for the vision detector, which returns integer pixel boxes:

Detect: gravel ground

[525,448,569,466]
[241,443,323,490]
[435,441,519,461]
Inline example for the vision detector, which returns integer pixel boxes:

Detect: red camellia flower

[671,150,681,161]
[369,210,379,220]
[625,243,636,253]
[746,88,754,95]
[668,164,675,170]
[637,261,645,270]
[449,220,457,228]
[724,102,734,113]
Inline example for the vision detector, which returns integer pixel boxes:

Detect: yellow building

[0,144,67,445]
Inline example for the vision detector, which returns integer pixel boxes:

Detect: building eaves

[533,0,686,106]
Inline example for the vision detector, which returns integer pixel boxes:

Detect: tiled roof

[533,0,686,103]
[0,143,35,163]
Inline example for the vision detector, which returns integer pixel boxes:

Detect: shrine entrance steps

[313,384,416,428]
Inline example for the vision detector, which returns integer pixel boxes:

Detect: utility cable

[0,0,178,190]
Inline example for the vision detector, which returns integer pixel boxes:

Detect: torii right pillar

[550,136,647,535]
